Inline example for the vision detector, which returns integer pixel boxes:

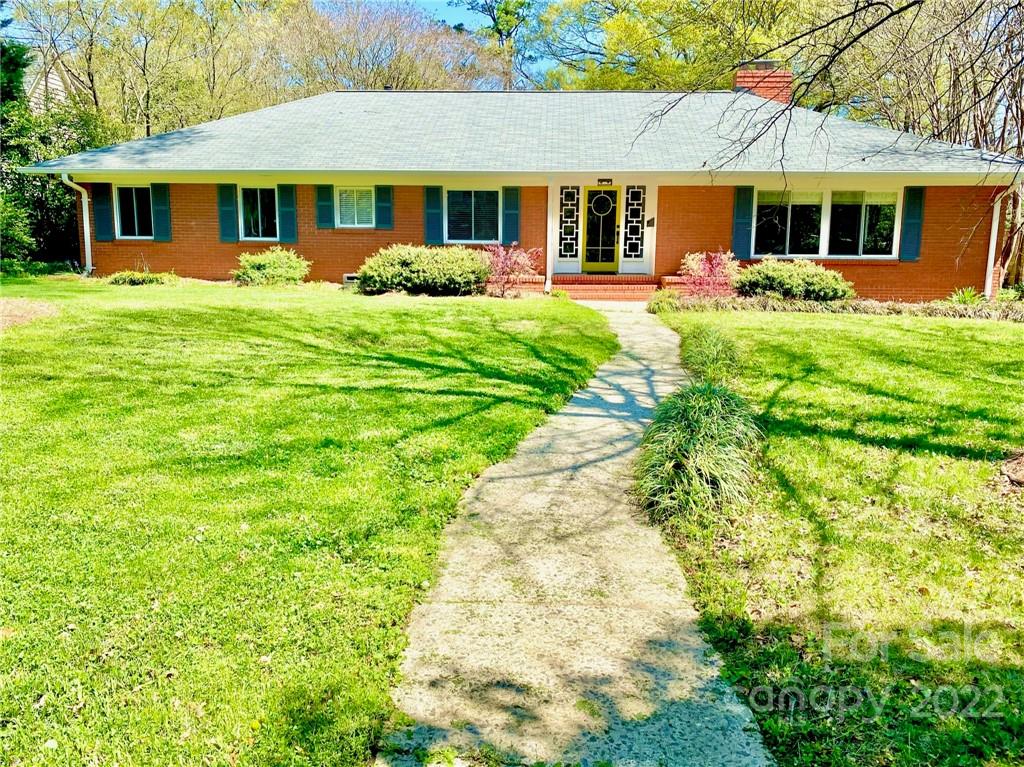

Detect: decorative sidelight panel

[623,185,646,259]
[559,186,580,259]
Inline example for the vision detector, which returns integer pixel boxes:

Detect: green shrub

[0,196,36,261]
[1,258,75,277]
[107,270,178,286]
[357,245,489,296]
[735,258,855,301]
[549,288,570,300]
[646,289,680,314]
[948,286,985,305]
[635,382,760,524]
[682,324,739,384]
[996,286,1022,303]
[231,246,310,286]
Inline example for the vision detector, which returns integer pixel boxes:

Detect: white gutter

[60,173,92,274]
[985,181,1021,299]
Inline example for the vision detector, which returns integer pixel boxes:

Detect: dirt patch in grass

[1002,451,1024,487]
[0,298,57,331]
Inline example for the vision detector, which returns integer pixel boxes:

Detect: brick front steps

[499,275,737,301]
[552,274,662,301]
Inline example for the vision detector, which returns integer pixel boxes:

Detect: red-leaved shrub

[486,242,540,297]
[677,251,739,297]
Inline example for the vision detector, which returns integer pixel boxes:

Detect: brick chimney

[733,60,793,104]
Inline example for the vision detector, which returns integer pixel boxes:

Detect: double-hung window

[446,190,499,242]
[754,191,822,256]
[828,192,897,256]
[240,187,278,240]
[115,186,154,238]
[337,187,374,227]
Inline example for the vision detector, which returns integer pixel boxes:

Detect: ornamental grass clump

[735,257,854,301]
[636,382,760,525]
[231,246,310,286]
[646,288,681,314]
[682,324,739,384]
[107,270,178,285]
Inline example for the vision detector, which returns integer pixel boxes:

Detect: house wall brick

[654,184,1003,302]
[78,183,548,280]
[655,186,736,275]
[76,181,999,301]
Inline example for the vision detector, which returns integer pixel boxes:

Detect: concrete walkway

[377,302,772,767]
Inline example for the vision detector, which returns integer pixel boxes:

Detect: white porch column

[545,175,557,292]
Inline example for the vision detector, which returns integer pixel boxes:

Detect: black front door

[583,187,619,272]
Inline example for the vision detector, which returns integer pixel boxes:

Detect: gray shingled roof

[24,90,1024,175]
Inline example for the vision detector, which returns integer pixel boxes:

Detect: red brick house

[22,65,1023,301]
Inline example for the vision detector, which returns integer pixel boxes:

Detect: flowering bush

[677,251,740,296]
[485,242,540,297]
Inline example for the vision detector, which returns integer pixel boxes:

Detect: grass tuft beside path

[659,310,1024,767]
[0,277,617,766]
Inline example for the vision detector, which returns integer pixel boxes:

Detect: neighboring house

[23,49,89,113]
[21,63,1023,300]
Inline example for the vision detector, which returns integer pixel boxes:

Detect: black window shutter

[424,186,443,244]
[315,185,334,228]
[151,183,171,242]
[732,186,754,259]
[375,185,394,230]
[217,184,238,243]
[277,184,297,243]
[899,187,925,262]
[501,187,520,245]
[93,183,114,241]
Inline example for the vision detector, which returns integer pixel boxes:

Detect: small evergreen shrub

[682,324,739,384]
[678,251,739,296]
[357,245,490,296]
[486,242,540,297]
[107,270,178,285]
[948,286,985,305]
[735,258,855,301]
[231,246,310,286]
[646,289,681,314]
[635,382,760,524]
[549,289,570,300]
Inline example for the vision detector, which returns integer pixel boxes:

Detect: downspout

[985,181,1021,299]
[60,173,92,275]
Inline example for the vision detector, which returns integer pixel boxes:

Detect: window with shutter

[336,187,375,227]
[445,189,500,243]
[115,186,155,239]
[240,187,278,240]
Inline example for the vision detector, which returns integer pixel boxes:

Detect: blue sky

[413,1,487,29]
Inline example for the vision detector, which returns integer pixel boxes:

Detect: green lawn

[0,277,617,766]
[659,310,1024,766]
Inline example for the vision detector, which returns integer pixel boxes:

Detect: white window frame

[113,184,154,240]
[443,187,502,245]
[335,186,375,228]
[238,186,279,242]
[752,187,902,261]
